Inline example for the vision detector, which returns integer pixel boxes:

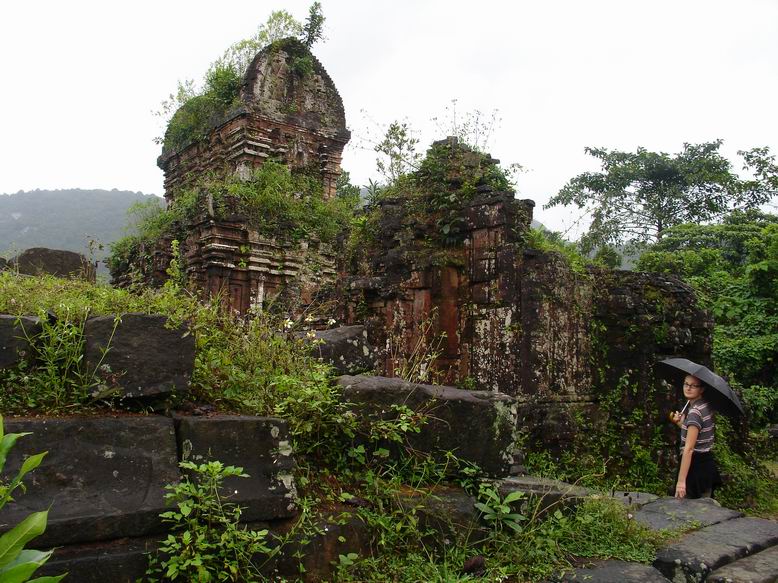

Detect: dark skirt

[680,451,722,499]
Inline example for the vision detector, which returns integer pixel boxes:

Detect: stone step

[707,544,778,583]
[634,496,742,531]
[654,516,778,582]
[556,559,670,582]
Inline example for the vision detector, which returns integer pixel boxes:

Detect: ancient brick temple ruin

[338,137,713,465]
[152,38,350,312]
[136,40,712,463]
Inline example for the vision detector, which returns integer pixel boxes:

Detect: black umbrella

[658,358,745,418]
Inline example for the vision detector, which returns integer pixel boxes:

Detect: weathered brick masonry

[144,38,349,312]
[340,143,712,458]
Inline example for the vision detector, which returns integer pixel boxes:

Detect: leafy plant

[474,485,526,534]
[0,308,124,414]
[0,416,65,582]
[524,227,590,274]
[145,461,274,582]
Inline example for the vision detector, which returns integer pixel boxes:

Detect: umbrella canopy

[658,358,745,418]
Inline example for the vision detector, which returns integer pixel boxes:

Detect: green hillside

[0,189,162,268]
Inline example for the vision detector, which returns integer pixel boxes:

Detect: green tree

[374,121,422,183]
[546,141,778,252]
[335,171,362,199]
[637,211,778,424]
[155,9,304,146]
[212,10,303,77]
[301,2,326,48]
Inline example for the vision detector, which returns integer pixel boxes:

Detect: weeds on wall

[157,5,326,153]
[524,227,592,274]
[384,306,446,384]
[1,272,693,581]
[347,139,520,260]
[109,162,359,282]
[145,461,276,582]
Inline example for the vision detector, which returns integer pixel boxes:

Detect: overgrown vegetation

[347,138,520,263]
[0,270,681,581]
[158,4,326,154]
[145,461,275,582]
[108,162,358,281]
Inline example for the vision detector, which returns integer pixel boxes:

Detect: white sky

[1,0,776,234]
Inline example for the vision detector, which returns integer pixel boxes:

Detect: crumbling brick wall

[341,139,712,461]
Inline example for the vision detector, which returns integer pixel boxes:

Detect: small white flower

[305,315,314,323]
[284,318,294,329]
[327,318,336,326]
[306,331,317,340]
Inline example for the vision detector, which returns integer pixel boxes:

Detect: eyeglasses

[683,381,703,389]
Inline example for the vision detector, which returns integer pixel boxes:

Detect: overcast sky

[1,0,776,234]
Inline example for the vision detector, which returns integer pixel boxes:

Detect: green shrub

[524,227,590,274]
[741,384,778,428]
[714,417,778,517]
[145,461,273,582]
[162,65,242,154]
[108,162,358,283]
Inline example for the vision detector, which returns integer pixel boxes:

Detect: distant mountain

[0,189,162,270]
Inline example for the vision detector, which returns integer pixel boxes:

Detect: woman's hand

[669,411,685,427]
[675,482,687,498]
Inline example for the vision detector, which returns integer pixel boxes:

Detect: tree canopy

[545,141,778,252]
[637,211,778,423]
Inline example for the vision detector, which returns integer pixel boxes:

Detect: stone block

[558,559,670,582]
[84,313,195,399]
[607,490,658,508]
[497,476,591,516]
[311,325,379,375]
[397,485,482,544]
[0,314,40,368]
[633,496,742,531]
[12,247,91,279]
[471,283,491,304]
[37,536,157,583]
[707,544,778,583]
[271,510,371,582]
[465,196,510,230]
[337,375,517,476]
[654,517,778,582]
[0,416,180,546]
[174,415,297,521]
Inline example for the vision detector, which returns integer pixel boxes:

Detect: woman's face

[683,375,705,400]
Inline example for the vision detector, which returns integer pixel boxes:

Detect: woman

[669,374,722,498]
